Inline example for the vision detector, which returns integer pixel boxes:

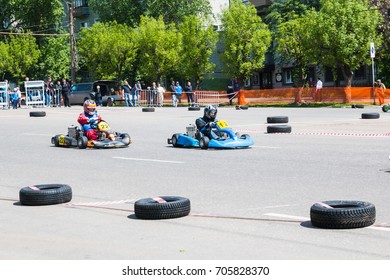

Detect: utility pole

[69,2,76,85]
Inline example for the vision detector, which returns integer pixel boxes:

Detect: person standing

[184,81,195,107]
[315,77,323,102]
[226,83,234,106]
[54,80,62,107]
[133,81,142,106]
[375,79,386,105]
[123,80,132,107]
[170,81,177,107]
[150,82,158,107]
[156,83,165,107]
[61,78,71,107]
[175,81,183,106]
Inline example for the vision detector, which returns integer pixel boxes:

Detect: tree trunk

[341,65,353,103]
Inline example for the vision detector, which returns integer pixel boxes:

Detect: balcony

[73,6,90,18]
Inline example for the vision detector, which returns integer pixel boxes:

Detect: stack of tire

[266,116,291,133]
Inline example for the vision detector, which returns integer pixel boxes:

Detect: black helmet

[204,104,217,121]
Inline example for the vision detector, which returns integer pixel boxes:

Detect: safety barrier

[24,81,45,107]
[0,81,9,109]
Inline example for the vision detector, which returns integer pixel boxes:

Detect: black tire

[19,184,72,206]
[352,104,364,109]
[77,136,88,149]
[310,200,376,229]
[30,111,46,117]
[361,112,380,119]
[188,106,200,111]
[267,125,292,133]
[199,136,209,149]
[119,133,131,146]
[267,116,289,123]
[171,134,181,147]
[134,196,191,220]
[53,135,60,147]
[236,105,248,110]
[382,105,389,112]
[240,133,250,139]
[142,107,155,112]
[106,98,114,107]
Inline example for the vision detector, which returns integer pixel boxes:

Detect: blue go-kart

[167,120,254,149]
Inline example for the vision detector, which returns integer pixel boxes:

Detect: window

[74,0,88,8]
[283,69,293,84]
[80,22,88,28]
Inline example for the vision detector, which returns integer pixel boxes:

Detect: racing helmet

[204,104,217,121]
[83,99,97,116]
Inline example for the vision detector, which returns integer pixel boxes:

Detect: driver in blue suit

[195,104,219,139]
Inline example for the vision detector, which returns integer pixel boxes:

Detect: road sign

[370,42,375,58]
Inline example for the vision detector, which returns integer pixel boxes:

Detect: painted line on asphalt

[113,156,184,164]
[264,213,390,232]
[252,145,281,149]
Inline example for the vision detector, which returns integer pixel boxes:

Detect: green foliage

[5,34,40,82]
[219,0,271,86]
[78,22,139,80]
[0,42,9,79]
[178,15,218,89]
[137,16,182,83]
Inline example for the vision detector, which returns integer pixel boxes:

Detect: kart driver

[195,104,219,139]
[78,99,102,140]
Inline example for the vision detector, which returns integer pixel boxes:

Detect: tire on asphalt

[77,136,88,149]
[19,184,72,206]
[267,116,289,123]
[361,112,380,119]
[352,104,364,109]
[188,106,200,111]
[236,105,248,110]
[267,125,292,133]
[310,200,376,229]
[134,196,191,219]
[29,111,46,117]
[142,107,155,112]
[171,134,182,147]
[199,136,209,149]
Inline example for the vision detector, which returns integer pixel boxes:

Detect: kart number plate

[59,135,65,146]
[98,122,110,131]
[216,120,229,129]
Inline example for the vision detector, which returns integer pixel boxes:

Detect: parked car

[68,80,123,106]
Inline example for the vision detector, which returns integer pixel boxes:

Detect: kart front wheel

[382,105,389,112]
[77,136,88,149]
[199,136,209,150]
[171,134,181,147]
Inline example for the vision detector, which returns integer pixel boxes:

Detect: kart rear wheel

[382,105,389,112]
[171,134,181,147]
[77,136,88,149]
[53,135,60,147]
[199,136,209,150]
[119,133,131,145]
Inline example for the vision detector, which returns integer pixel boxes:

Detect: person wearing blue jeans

[123,80,132,106]
[133,81,142,106]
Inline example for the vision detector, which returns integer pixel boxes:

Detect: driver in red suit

[77,99,102,140]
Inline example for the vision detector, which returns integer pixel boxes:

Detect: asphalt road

[1,105,390,260]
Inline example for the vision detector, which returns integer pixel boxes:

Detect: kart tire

[352,104,364,109]
[19,184,72,206]
[142,107,155,112]
[199,136,209,149]
[361,112,380,119]
[134,196,191,220]
[30,111,46,117]
[267,125,292,133]
[236,105,248,110]
[119,133,131,146]
[171,134,181,147]
[382,105,389,112]
[310,200,376,229]
[77,136,88,149]
[267,116,289,123]
[53,135,61,147]
[240,134,250,139]
[188,106,200,111]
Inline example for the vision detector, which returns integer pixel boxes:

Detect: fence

[24,81,45,107]
[0,81,9,109]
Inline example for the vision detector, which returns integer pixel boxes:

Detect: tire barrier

[267,125,292,133]
[19,184,72,206]
[351,104,364,109]
[236,105,248,110]
[188,106,200,111]
[361,112,380,119]
[134,196,191,220]
[29,111,46,117]
[142,107,155,112]
[267,116,289,124]
[310,200,376,229]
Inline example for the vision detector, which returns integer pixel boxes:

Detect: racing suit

[77,112,102,140]
[195,116,219,139]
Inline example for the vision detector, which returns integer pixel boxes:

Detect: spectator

[375,79,386,105]
[315,77,323,102]
[10,87,20,109]
[123,80,132,107]
[61,78,71,107]
[170,81,177,107]
[226,83,234,106]
[55,80,62,107]
[185,81,195,107]
[95,85,102,106]
[156,83,165,107]
[175,81,183,106]
[150,82,157,107]
[133,81,142,106]
[44,77,54,107]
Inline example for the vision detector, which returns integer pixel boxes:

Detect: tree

[219,0,271,88]
[178,15,218,89]
[307,0,382,102]
[137,16,182,83]
[6,34,40,83]
[0,42,10,79]
[78,22,139,81]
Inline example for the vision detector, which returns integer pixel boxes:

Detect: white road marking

[113,156,184,164]
[252,145,281,149]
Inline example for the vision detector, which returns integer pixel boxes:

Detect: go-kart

[167,120,253,149]
[51,120,131,149]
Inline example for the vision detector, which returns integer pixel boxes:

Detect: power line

[0,31,68,37]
